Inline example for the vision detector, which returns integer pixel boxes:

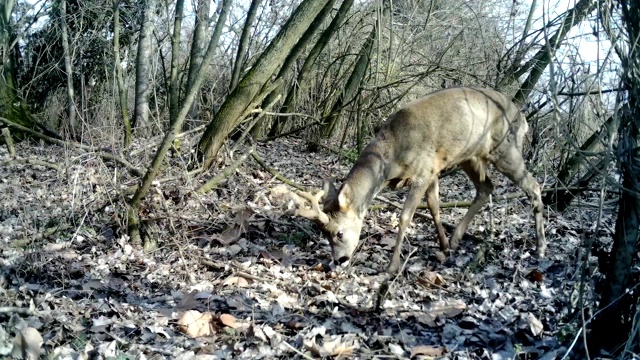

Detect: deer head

[288,179,365,266]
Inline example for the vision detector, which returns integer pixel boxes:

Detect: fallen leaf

[410,345,446,357]
[418,271,446,286]
[429,299,467,317]
[526,269,544,282]
[178,310,215,338]
[527,313,544,336]
[219,314,238,329]
[223,276,250,287]
[11,327,43,359]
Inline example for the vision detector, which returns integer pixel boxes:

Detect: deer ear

[322,178,337,201]
[337,183,353,212]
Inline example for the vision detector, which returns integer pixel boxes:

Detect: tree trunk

[185,0,212,123]
[59,0,77,138]
[250,0,337,138]
[0,0,40,142]
[196,0,332,169]
[268,0,354,137]
[168,0,185,124]
[320,0,389,138]
[230,0,261,92]
[113,0,131,147]
[127,0,231,246]
[132,0,155,130]
[589,0,640,355]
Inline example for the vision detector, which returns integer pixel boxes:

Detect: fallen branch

[1,157,62,172]
[0,117,143,177]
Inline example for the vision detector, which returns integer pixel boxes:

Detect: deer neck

[343,150,389,216]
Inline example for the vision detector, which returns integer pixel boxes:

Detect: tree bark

[250,0,337,138]
[230,0,262,92]
[59,0,77,139]
[320,0,390,138]
[196,0,332,169]
[132,0,155,130]
[268,0,354,137]
[113,0,131,147]
[185,0,212,123]
[168,0,185,124]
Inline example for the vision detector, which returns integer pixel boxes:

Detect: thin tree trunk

[321,0,389,138]
[185,0,212,123]
[230,0,261,92]
[169,0,185,124]
[250,0,337,138]
[127,0,232,247]
[59,0,77,138]
[268,0,353,137]
[113,0,131,147]
[132,0,155,130]
[589,0,640,354]
[196,0,332,169]
[510,0,597,104]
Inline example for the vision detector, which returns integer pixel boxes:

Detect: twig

[282,340,315,360]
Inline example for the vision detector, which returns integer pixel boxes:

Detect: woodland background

[0,0,639,358]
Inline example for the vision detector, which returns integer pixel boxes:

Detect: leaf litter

[0,138,614,359]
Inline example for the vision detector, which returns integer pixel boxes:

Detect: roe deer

[289,87,546,274]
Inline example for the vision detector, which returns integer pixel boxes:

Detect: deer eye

[337,231,344,239]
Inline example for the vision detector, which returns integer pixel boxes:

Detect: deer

[288,87,546,274]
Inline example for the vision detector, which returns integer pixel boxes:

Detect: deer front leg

[388,181,430,274]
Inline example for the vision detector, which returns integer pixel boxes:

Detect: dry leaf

[418,271,446,286]
[429,300,467,318]
[527,313,544,336]
[410,345,446,357]
[526,269,544,282]
[303,336,358,357]
[11,327,43,360]
[178,310,215,338]
[219,314,238,329]
[223,276,250,287]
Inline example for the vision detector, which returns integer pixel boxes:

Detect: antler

[286,189,330,225]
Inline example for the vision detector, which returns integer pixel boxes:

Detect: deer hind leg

[388,180,431,274]
[449,160,494,250]
[492,144,546,257]
[425,180,449,254]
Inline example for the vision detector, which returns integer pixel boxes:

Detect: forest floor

[0,136,616,359]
